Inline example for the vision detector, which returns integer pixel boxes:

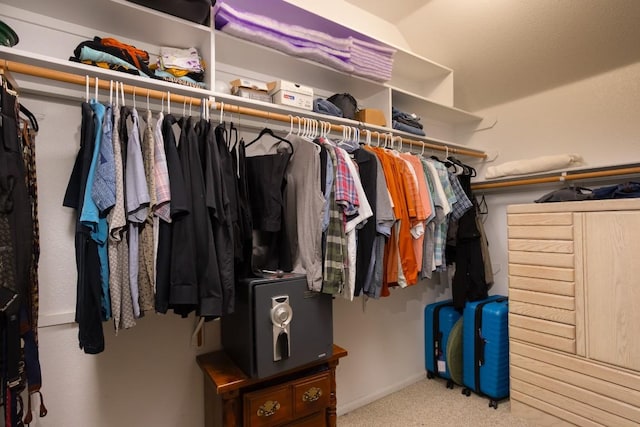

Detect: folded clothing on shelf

[392,107,425,135]
[69,37,207,89]
[213,1,395,82]
[153,46,206,87]
[393,120,425,136]
[313,98,343,118]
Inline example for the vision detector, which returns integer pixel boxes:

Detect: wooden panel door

[584,211,640,372]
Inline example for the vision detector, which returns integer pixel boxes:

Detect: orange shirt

[367,147,419,291]
[401,153,433,267]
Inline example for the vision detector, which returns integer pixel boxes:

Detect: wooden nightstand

[197,344,348,427]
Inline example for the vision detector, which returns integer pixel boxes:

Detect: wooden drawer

[508,251,574,268]
[292,372,330,419]
[287,410,326,426]
[508,213,573,226]
[508,225,573,240]
[509,276,575,296]
[508,238,573,254]
[244,385,292,427]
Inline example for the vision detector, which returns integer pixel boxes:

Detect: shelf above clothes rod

[472,163,640,191]
[0,57,487,159]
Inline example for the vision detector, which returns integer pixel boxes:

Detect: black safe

[221,273,333,378]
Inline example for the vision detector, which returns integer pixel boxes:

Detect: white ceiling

[346,0,640,111]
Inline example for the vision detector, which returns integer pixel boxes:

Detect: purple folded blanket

[214,1,396,82]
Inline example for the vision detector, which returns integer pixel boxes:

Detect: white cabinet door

[584,211,640,372]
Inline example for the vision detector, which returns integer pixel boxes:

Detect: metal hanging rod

[472,164,640,191]
[0,59,487,159]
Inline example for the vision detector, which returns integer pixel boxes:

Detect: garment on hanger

[137,109,156,314]
[124,107,149,318]
[245,136,293,273]
[201,119,234,315]
[352,148,378,297]
[156,113,192,314]
[2,85,47,425]
[108,104,135,331]
[63,101,104,354]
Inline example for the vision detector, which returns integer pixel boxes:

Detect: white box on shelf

[268,80,314,110]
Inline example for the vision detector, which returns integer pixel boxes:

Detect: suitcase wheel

[446,379,454,389]
[461,388,471,397]
[427,371,434,379]
[489,400,498,409]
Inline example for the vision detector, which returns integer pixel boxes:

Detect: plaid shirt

[448,172,472,222]
[153,112,171,222]
[322,146,346,295]
[334,146,359,217]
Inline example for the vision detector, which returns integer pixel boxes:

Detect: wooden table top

[197,344,348,395]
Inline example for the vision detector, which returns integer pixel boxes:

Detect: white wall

[468,60,640,300]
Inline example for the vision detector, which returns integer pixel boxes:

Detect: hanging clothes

[284,135,325,292]
[137,109,156,314]
[352,148,377,297]
[124,107,150,318]
[180,116,221,318]
[63,101,103,354]
[156,113,192,314]
[451,170,489,309]
[245,146,293,273]
[108,104,135,331]
[1,87,44,426]
[202,121,234,316]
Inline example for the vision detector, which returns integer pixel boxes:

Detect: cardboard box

[229,78,269,92]
[356,108,387,127]
[231,86,273,103]
[267,80,314,110]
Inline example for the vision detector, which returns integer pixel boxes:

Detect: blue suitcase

[424,300,462,388]
[462,295,509,408]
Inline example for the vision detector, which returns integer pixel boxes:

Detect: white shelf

[0,47,215,99]
[0,0,210,48]
[390,86,483,124]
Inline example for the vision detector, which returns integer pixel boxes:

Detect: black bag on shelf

[327,93,359,120]
[127,0,215,25]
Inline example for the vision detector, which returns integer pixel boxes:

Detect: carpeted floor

[337,377,534,426]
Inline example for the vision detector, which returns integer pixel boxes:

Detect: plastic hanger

[19,104,38,132]
[85,75,89,102]
[245,127,294,154]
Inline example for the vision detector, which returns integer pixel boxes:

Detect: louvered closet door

[507,212,584,356]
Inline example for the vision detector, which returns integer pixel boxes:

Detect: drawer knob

[302,387,322,403]
[257,400,280,417]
